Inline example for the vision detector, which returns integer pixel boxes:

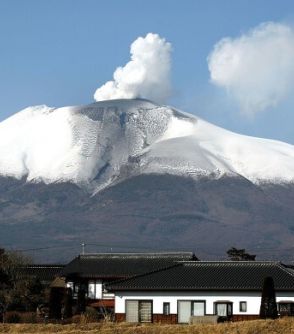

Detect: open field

[1,318,294,334]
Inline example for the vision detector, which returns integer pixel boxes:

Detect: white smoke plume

[208,22,294,115]
[94,33,172,104]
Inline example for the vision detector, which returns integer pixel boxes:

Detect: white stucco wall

[115,291,294,315]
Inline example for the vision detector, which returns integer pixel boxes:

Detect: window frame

[214,302,233,318]
[87,280,102,299]
[239,301,247,313]
[125,300,139,322]
[125,299,153,323]
[163,302,170,315]
[278,302,294,316]
[192,300,206,316]
[138,300,153,323]
[88,280,96,299]
[177,300,206,323]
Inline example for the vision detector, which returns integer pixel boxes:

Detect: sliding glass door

[126,300,152,323]
[178,300,205,323]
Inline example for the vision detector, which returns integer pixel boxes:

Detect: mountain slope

[0,99,294,193]
[0,99,294,262]
[0,174,294,262]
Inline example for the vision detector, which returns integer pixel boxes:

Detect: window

[72,283,79,298]
[278,302,294,316]
[87,280,102,299]
[139,301,152,322]
[178,301,191,323]
[88,281,95,299]
[192,301,205,316]
[67,282,74,290]
[66,282,76,298]
[239,301,247,312]
[163,302,170,315]
[126,301,139,322]
[125,300,153,323]
[178,300,206,323]
[215,302,233,318]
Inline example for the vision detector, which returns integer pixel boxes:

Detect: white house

[107,261,294,323]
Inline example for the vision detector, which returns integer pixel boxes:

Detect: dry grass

[1,318,294,334]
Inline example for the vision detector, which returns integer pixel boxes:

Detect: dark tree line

[227,247,256,261]
[0,248,44,313]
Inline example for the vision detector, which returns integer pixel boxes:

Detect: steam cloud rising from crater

[94,33,172,104]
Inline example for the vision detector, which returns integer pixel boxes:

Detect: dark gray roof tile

[107,261,294,291]
[61,252,196,279]
[20,264,64,282]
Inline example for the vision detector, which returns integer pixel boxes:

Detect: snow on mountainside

[0,98,294,193]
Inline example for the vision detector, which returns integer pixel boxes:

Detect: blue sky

[1,0,294,143]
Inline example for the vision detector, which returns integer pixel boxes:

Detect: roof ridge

[182,260,281,264]
[21,265,65,269]
[277,262,294,278]
[79,252,194,258]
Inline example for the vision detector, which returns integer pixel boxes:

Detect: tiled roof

[60,252,196,279]
[20,264,64,282]
[107,261,294,291]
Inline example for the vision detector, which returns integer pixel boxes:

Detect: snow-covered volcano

[1,98,294,193]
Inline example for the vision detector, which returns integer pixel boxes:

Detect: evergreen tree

[48,287,63,319]
[76,288,86,314]
[259,276,278,319]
